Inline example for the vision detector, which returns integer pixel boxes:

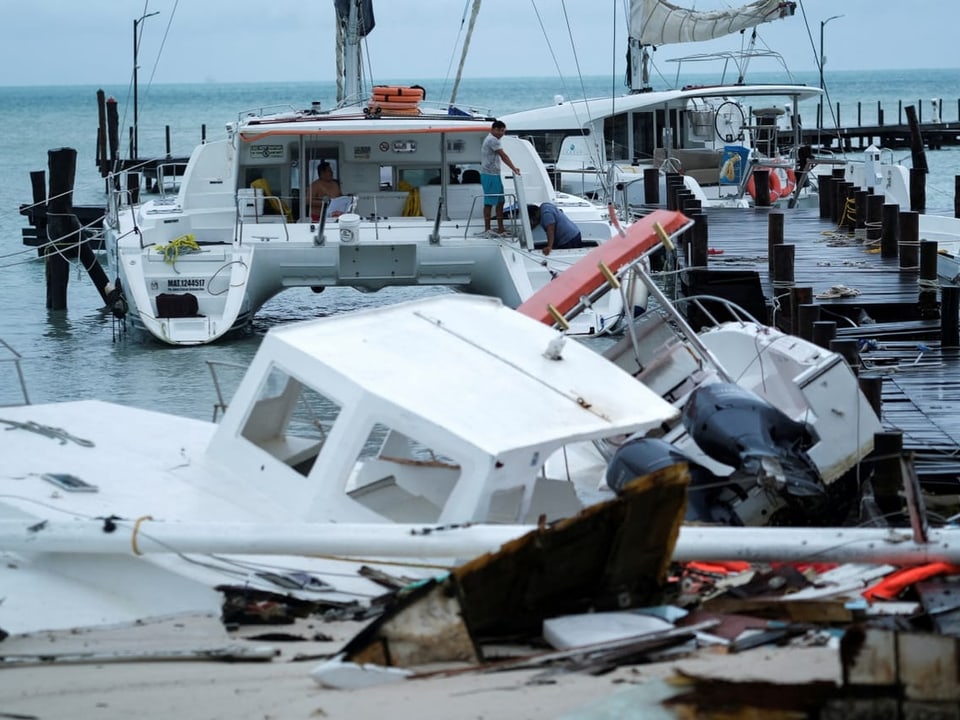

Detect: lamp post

[818,14,842,129]
[133,11,159,160]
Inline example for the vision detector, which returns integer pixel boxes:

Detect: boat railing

[236,192,291,244]
[205,359,249,421]
[154,162,189,199]
[0,337,30,406]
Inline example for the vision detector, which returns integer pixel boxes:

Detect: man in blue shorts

[527,202,583,256]
[480,120,521,237]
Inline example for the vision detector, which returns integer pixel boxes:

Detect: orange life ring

[372,85,425,101]
[747,168,796,202]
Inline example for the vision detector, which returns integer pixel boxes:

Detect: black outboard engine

[681,383,824,499]
[605,436,740,525]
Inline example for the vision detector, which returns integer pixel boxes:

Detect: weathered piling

[753,169,771,207]
[812,320,837,349]
[771,243,795,323]
[45,148,78,310]
[688,213,709,274]
[767,211,784,274]
[899,210,920,271]
[866,194,884,243]
[830,338,861,374]
[643,167,660,205]
[942,286,960,348]
[854,189,869,239]
[955,175,960,219]
[859,375,883,418]
[45,148,111,310]
[796,303,820,341]
[872,431,905,517]
[790,286,812,324]
[881,203,900,258]
[818,174,835,220]
[918,240,940,318]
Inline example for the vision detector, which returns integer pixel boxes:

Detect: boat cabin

[205,295,679,525]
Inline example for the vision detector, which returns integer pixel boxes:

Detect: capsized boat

[101,2,631,345]
[518,209,884,526]
[0,286,685,638]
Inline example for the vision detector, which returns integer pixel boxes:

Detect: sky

[2,0,958,87]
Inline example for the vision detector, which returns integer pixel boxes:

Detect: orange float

[746,167,796,203]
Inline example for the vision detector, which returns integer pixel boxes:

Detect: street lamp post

[818,14,843,129]
[133,11,160,160]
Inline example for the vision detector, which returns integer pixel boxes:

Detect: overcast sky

[3,0,957,87]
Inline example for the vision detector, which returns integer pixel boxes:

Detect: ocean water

[1,70,959,416]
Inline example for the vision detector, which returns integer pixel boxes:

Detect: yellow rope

[155,233,200,265]
[131,514,154,556]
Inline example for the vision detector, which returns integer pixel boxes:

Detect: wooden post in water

[881,203,900,258]
[918,240,939,318]
[767,211,784,274]
[665,174,683,211]
[955,175,960,219]
[905,105,928,212]
[942,286,960,348]
[899,210,920,272]
[96,90,109,177]
[45,148,80,310]
[843,186,857,234]
[643,167,660,205]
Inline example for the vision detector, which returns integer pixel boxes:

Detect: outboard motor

[605,436,740,525]
[681,383,824,499]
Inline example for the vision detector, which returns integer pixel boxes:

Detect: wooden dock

[675,206,960,489]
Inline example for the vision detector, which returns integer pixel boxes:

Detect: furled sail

[632,0,795,47]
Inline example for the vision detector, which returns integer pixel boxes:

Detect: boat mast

[334,0,375,104]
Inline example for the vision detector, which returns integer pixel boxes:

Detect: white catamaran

[503,0,910,212]
[102,0,632,345]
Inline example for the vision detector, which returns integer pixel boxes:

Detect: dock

[670,203,960,490]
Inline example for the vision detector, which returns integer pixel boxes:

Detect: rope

[154,233,199,265]
[448,0,481,105]
[131,514,154,556]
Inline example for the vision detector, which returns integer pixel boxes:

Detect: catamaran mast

[334,0,376,103]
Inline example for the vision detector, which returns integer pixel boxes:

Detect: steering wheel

[715,101,746,143]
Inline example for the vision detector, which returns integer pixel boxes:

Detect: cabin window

[347,421,461,523]
[603,112,629,162]
[632,112,655,162]
[511,130,583,165]
[240,366,341,477]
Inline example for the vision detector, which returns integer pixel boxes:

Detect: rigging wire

[437,0,474,105]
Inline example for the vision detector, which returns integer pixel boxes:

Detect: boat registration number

[166,278,205,291]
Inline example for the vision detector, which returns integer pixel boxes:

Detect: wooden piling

[854,189,869,238]
[812,320,837,349]
[859,375,883,418]
[688,213,709,275]
[941,286,960,348]
[830,338,861,374]
[866,194,884,243]
[881,203,900,258]
[872,431,905,518]
[790,286,812,323]
[771,244,795,322]
[899,210,920,271]
[955,175,959,219]
[818,174,835,220]
[910,167,926,213]
[753,169,771,207]
[918,239,940,317]
[767,211,784,274]
[643,167,660,205]
[45,148,79,310]
[797,303,820,341]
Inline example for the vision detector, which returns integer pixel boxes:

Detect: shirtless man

[309,162,342,221]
